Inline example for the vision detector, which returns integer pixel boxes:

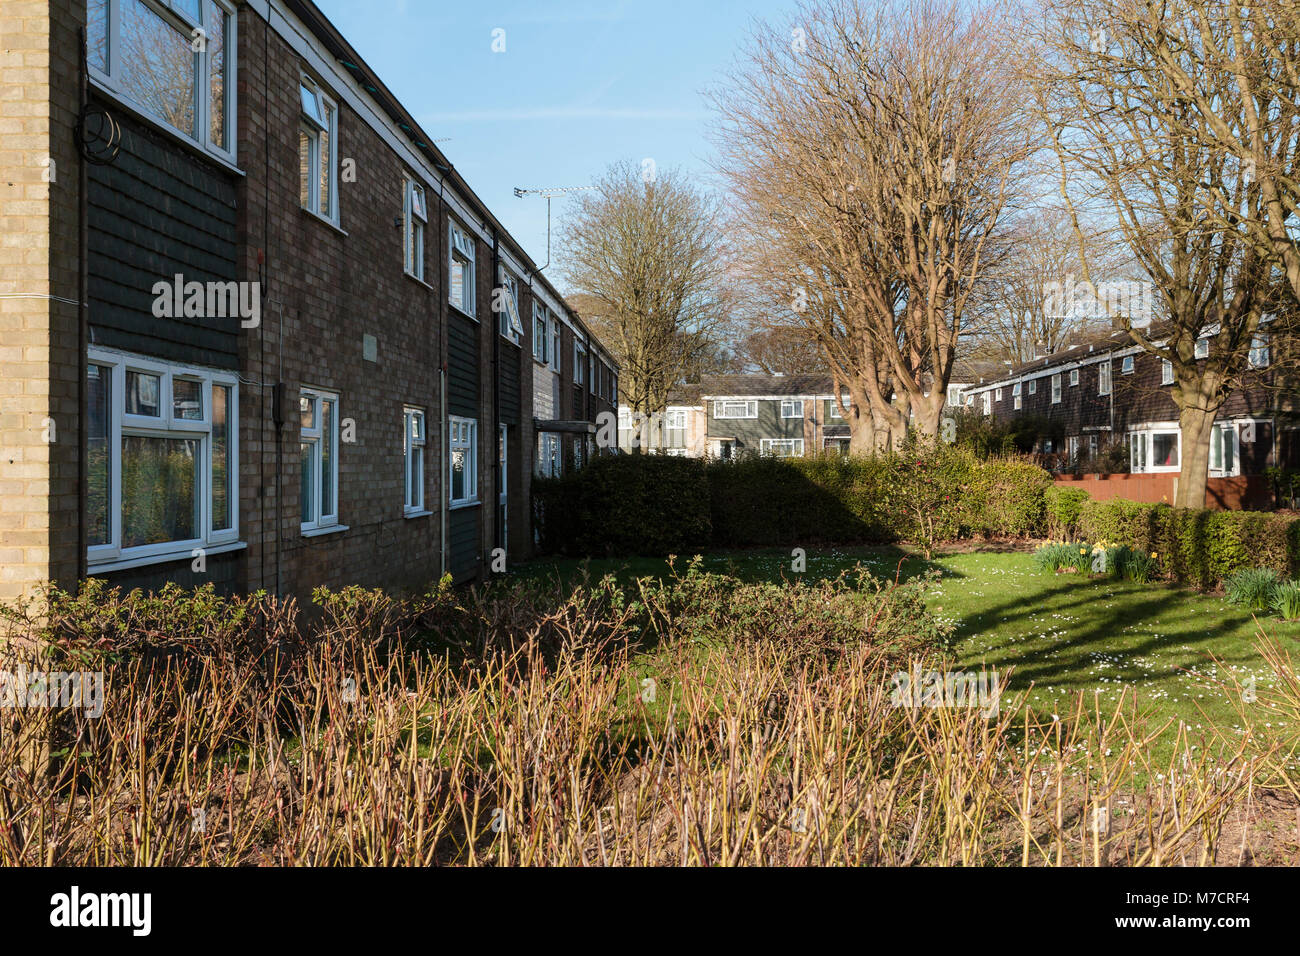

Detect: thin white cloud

[421,106,708,122]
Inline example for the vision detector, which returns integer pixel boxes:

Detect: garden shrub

[1272,580,1300,620]
[1045,486,1091,539]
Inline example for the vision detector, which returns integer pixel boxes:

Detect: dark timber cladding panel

[449,507,479,579]
[86,106,239,370]
[447,313,479,418]
[499,343,520,426]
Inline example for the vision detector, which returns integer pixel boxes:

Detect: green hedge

[1077,498,1300,589]
[533,448,1051,557]
[1044,485,1091,539]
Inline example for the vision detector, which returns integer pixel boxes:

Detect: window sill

[89,541,247,576]
[302,206,347,236]
[449,303,479,323]
[404,509,433,520]
[302,524,350,539]
[405,272,434,292]
[449,499,480,511]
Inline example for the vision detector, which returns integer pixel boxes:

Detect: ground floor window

[449,416,478,506]
[300,387,340,531]
[1129,425,1181,473]
[536,432,561,478]
[760,438,805,458]
[87,349,239,570]
[404,407,426,515]
[1209,422,1239,477]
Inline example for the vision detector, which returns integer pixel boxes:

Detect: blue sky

[315,0,797,273]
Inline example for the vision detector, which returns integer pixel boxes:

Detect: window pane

[300,441,315,523]
[174,0,201,20]
[451,448,466,501]
[88,0,108,72]
[126,371,161,416]
[173,378,203,420]
[87,365,111,547]
[319,103,333,218]
[120,0,197,139]
[300,394,316,430]
[451,259,464,306]
[320,400,335,516]
[1153,434,1179,467]
[299,129,313,209]
[408,447,422,508]
[207,1,226,149]
[122,436,199,548]
[212,384,231,531]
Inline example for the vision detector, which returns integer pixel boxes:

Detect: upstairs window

[575,340,587,386]
[714,400,758,419]
[1012,382,1022,410]
[666,409,687,430]
[1249,333,1271,368]
[1098,362,1112,395]
[1069,369,1079,386]
[404,179,427,281]
[1194,338,1210,359]
[1121,355,1135,374]
[780,399,804,419]
[533,302,549,364]
[300,387,340,532]
[981,392,991,416]
[450,224,476,315]
[299,76,338,223]
[1161,359,1174,385]
[1051,374,1062,404]
[550,321,562,373]
[496,268,524,343]
[88,0,236,162]
[1027,379,1037,395]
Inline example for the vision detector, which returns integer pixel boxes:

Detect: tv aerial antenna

[512,185,596,270]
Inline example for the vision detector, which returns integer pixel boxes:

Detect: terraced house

[961,326,1299,503]
[0,0,617,603]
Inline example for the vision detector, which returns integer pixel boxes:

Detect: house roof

[699,373,836,397]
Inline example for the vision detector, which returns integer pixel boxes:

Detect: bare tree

[734,326,825,375]
[710,0,1034,451]
[557,161,732,441]
[1038,0,1286,507]
[966,208,1120,363]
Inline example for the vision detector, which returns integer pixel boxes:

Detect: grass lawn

[518,546,1300,767]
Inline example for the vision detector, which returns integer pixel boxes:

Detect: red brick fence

[1053,473,1274,510]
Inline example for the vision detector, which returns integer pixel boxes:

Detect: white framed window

[946,385,963,406]
[1068,436,1080,463]
[498,424,509,505]
[1069,368,1080,386]
[88,0,237,164]
[664,448,688,458]
[610,372,618,404]
[1087,434,1099,460]
[714,400,758,419]
[575,340,587,386]
[982,392,992,416]
[573,439,585,470]
[995,388,1003,402]
[300,387,340,532]
[1028,379,1037,395]
[1051,373,1062,404]
[449,416,478,506]
[533,302,549,364]
[666,409,687,430]
[1121,355,1135,374]
[299,75,338,223]
[404,178,427,281]
[1098,361,1112,395]
[1209,422,1240,477]
[403,407,426,516]
[1128,425,1181,473]
[536,432,561,479]
[760,438,805,458]
[1161,359,1174,385]
[1013,382,1022,410]
[496,267,524,344]
[965,393,974,407]
[450,223,476,316]
[828,399,844,419]
[618,407,631,429]
[780,399,804,419]
[590,353,598,395]
[1249,333,1271,368]
[86,349,239,571]
[1194,338,1210,359]
[550,321,562,373]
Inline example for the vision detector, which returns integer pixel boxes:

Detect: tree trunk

[1175,404,1215,510]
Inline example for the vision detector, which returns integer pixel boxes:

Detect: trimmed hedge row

[533,448,1050,557]
[1076,499,1300,589]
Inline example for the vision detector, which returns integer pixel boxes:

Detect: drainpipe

[491,228,501,560]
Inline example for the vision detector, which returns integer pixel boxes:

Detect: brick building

[961,327,1298,479]
[0,0,617,603]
